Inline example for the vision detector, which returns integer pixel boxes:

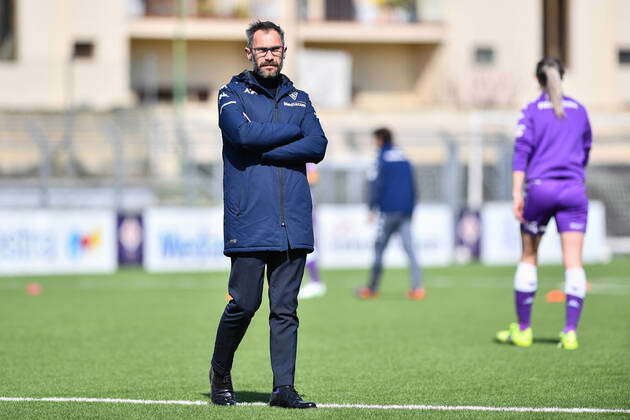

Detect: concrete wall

[130,39,250,103]
[615,0,630,107]
[428,0,541,109]
[2,0,630,111]
[565,0,618,110]
[0,0,130,110]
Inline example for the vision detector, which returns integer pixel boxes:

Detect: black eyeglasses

[250,46,284,56]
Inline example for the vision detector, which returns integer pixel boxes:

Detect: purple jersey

[513,93,592,182]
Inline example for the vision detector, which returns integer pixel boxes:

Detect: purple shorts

[521,179,588,235]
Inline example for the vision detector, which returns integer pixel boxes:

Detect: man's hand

[513,193,525,223]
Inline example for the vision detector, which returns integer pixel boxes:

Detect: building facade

[0,0,629,111]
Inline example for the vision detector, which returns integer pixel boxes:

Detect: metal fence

[1,109,629,238]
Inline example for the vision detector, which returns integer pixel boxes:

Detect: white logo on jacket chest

[283,101,306,108]
[289,91,298,100]
[244,88,257,95]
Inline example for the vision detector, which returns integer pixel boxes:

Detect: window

[619,49,630,65]
[325,0,355,21]
[73,41,94,59]
[543,0,569,65]
[0,0,16,61]
[474,47,495,65]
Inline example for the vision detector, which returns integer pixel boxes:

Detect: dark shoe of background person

[269,385,316,409]
[209,369,237,406]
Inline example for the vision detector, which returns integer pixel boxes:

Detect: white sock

[565,267,586,298]
[514,262,537,293]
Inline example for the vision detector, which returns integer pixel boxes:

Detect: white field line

[1,397,629,414]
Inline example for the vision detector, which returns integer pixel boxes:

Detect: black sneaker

[269,385,316,409]
[209,369,236,406]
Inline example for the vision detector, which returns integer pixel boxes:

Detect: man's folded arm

[261,135,327,164]
[218,88,301,151]
[261,94,327,164]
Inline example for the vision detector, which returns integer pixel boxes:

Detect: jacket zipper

[248,73,290,256]
[275,108,286,228]
[274,98,290,258]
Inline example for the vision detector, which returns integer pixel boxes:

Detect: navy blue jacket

[218,71,327,255]
[368,144,416,215]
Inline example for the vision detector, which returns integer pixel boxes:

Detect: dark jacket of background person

[218,70,327,255]
[368,144,416,215]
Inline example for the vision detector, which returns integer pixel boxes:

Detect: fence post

[26,121,51,208]
[442,132,461,210]
[104,118,125,210]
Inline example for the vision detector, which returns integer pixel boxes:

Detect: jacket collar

[380,143,394,154]
[236,70,295,100]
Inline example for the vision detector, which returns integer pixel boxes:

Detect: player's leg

[210,252,266,404]
[359,213,396,297]
[514,232,542,329]
[306,258,321,284]
[266,249,316,408]
[299,257,326,299]
[556,182,588,350]
[497,231,541,347]
[399,214,424,300]
[298,200,326,299]
[498,181,553,346]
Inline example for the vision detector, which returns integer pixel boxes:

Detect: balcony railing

[129,0,442,24]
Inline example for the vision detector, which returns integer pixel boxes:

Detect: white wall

[0,0,130,110]
[432,0,541,109]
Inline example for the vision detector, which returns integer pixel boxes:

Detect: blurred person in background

[496,57,592,350]
[298,163,326,299]
[209,20,327,408]
[356,127,424,300]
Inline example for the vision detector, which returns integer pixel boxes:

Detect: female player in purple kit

[497,57,592,350]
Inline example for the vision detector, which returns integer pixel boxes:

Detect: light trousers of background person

[211,250,307,388]
[368,212,422,292]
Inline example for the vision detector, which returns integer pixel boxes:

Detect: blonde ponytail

[544,66,565,119]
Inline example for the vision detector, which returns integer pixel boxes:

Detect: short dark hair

[373,127,393,145]
[536,57,564,87]
[246,20,285,48]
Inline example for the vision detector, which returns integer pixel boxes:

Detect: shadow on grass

[492,337,560,345]
[533,337,560,345]
[201,391,269,403]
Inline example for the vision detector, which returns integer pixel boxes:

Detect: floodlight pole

[172,0,194,204]
[282,0,300,83]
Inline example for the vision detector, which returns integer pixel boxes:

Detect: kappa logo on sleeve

[218,91,229,100]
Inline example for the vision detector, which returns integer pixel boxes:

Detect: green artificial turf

[1,260,629,419]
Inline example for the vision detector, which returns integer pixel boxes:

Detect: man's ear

[282,47,287,60]
[245,47,253,61]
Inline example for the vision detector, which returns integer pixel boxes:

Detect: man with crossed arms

[209,20,327,409]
